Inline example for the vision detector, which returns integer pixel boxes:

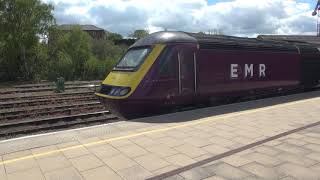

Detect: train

[95,31,320,118]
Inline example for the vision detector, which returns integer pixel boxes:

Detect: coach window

[159,48,177,78]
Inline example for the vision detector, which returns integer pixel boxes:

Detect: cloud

[42,0,318,37]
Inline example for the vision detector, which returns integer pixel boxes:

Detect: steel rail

[0,111,118,137]
[0,102,103,121]
[0,85,99,95]
[0,96,97,109]
[0,91,93,101]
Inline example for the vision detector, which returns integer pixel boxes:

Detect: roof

[131,31,197,47]
[131,31,299,52]
[57,24,105,31]
[257,35,320,45]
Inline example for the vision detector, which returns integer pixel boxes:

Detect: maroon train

[96,31,320,118]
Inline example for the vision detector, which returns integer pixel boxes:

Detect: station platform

[1,91,320,180]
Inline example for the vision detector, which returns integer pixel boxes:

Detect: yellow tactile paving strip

[1,96,319,167]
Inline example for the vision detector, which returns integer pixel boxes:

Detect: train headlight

[119,87,130,96]
[95,85,102,93]
[110,88,117,96]
[114,88,121,96]
[108,87,131,96]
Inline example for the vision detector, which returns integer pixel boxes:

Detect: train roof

[131,31,319,53]
[258,35,320,46]
[131,31,198,47]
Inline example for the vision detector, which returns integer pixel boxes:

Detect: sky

[41,0,320,37]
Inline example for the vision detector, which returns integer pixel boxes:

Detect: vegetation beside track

[0,0,150,83]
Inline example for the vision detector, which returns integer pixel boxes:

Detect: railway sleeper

[0,85,99,95]
[0,102,101,116]
[0,105,105,121]
[0,111,115,137]
[0,97,98,109]
[0,91,93,101]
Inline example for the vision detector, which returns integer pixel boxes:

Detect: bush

[20,43,49,82]
[47,51,73,81]
[84,56,105,80]
[83,56,119,81]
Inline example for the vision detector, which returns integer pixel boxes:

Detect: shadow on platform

[130,90,320,124]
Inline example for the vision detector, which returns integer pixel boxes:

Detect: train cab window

[159,48,177,78]
[179,48,194,76]
[114,47,151,71]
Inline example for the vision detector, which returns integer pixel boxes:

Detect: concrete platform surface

[1,91,320,180]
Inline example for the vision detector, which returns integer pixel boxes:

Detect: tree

[107,32,123,42]
[48,26,92,80]
[0,0,54,81]
[64,27,92,79]
[129,29,149,39]
[92,39,127,61]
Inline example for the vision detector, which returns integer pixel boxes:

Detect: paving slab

[165,154,197,167]
[173,144,208,158]
[44,167,83,180]
[36,155,71,173]
[6,168,45,180]
[117,165,153,180]
[179,166,215,180]
[81,165,122,180]
[276,152,318,167]
[87,143,120,159]
[129,136,158,147]
[134,154,170,171]
[0,157,6,180]
[57,141,91,159]
[145,144,179,158]
[276,163,320,180]
[102,154,138,171]
[241,162,281,180]
[156,125,320,180]
[116,144,149,158]
[69,154,104,172]
[203,162,255,180]
[1,91,320,180]
[4,154,38,174]
[30,145,62,159]
[221,155,253,167]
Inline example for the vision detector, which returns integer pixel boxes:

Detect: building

[57,24,106,40]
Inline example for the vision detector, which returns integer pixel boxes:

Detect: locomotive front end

[95,44,165,118]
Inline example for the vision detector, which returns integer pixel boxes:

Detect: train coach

[95,31,320,118]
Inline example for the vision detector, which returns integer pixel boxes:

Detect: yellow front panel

[96,44,166,99]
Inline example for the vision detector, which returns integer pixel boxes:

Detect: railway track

[0,102,104,121]
[0,85,99,95]
[13,81,101,89]
[0,91,93,101]
[0,81,119,139]
[0,111,119,137]
[0,95,98,109]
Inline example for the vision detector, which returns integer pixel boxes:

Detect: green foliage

[0,0,54,81]
[0,0,129,82]
[84,56,104,80]
[107,32,123,42]
[48,51,73,81]
[92,39,126,61]
[130,29,149,39]
[63,26,92,79]
[48,26,92,80]
[48,26,127,81]
[24,43,49,82]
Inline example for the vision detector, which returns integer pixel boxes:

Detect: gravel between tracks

[0,81,120,140]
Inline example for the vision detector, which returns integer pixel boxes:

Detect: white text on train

[231,64,266,79]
